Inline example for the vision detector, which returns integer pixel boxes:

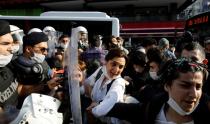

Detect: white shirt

[155,104,194,124]
[86,66,126,124]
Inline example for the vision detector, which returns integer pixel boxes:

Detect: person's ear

[164,84,169,92]
[25,46,32,53]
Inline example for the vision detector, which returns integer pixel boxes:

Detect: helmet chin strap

[167,97,199,116]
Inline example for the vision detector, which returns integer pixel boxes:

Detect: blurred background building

[0,0,206,41]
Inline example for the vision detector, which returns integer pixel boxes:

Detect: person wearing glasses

[11,32,62,105]
[106,58,210,124]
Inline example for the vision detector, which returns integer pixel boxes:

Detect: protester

[107,58,210,124]
[158,37,176,60]
[47,34,70,70]
[80,34,106,77]
[122,50,147,96]
[181,42,207,64]
[136,47,167,103]
[85,48,128,124]
[116,36,129,55]
[75,26,89,53]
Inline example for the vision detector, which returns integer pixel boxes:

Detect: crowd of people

[0,19,210,124]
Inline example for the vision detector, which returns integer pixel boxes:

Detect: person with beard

[47,34,70,70]
[76,26,89,53]
[106,58,210,124]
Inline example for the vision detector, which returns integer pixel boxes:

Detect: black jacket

[0,65,19,108]
[107,92,210,124]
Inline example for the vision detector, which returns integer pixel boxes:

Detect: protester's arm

[89,79,125,117]
[17,77,61,96]
[84,67,102,97]
[106,102,143,123]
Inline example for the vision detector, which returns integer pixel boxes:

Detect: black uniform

[0,65,19,108]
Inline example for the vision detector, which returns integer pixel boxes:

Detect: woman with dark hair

[107,58,210,124]
[122,50,147,96]
[84,48,128,124]
[134,47,167,103]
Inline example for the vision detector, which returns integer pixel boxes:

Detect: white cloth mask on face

[167,96,199,116]
[0,54,13,67]
[60,43,68,50]
[11,45,20,53]
[31,53,45,63]
[149,71,159,80]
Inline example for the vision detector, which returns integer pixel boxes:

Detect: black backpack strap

[98,78,117,103]
[95,68,103,82]
[95,68,117,94]
[106,79,116,94]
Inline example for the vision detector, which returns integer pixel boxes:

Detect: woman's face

[105,57,126,79]
[166,71,203,113]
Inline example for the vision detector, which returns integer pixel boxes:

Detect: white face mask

[149,71,159,80]
[167,96,199,116]
[11,45,20,53]
[0,54,13,67]
[61,43,68,50]
[31,53,45,63]
[133,64,143,73]
[134,67,140,73]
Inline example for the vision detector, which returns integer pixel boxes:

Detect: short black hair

[23,32,48,47]
[0,20,10,36]
[141,37,157,47]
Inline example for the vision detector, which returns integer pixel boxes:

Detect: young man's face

[0,33,13,55]
[181,49,203,63]
[32,42,48,56]
[79,32,88,42]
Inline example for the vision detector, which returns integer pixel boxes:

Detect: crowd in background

[0,19,210,124]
